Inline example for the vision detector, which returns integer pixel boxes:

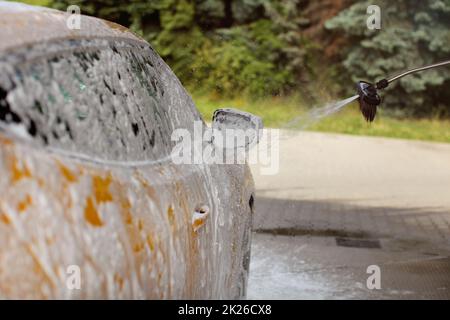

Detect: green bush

[49,0,309,98]
[190,19,294,97]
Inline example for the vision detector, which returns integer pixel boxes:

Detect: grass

[14,0,51,6]
[193,93,450,144]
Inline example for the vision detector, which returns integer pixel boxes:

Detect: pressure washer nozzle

[355,60,450,122]
[356,81,381,122]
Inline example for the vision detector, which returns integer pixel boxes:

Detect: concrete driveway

[247,131,450,299]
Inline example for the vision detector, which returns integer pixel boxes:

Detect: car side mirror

[211,108,263,150]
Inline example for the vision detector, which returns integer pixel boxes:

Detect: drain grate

[335,237,381,249]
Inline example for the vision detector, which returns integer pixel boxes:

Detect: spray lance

[356,60,450,122]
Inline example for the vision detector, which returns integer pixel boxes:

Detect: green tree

[49,0,314,97]
[325,0,450,117]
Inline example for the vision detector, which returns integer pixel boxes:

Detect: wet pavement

[247,131,450,299]
[248,233,450,299]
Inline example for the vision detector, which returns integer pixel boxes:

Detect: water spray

[356,60,450,122]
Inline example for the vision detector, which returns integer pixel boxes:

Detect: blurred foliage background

[14,0,450,141]
[43,0,450,116]
[326,0,450,118]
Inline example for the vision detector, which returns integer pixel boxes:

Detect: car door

[0,36,253,299]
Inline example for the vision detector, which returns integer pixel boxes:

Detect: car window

[0,39,199,162]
